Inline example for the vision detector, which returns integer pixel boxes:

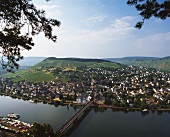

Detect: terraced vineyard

[32,57,122,69]
[3,70,56,83]
[3,57,123,83]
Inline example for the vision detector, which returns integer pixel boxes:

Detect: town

[0,65,170,110]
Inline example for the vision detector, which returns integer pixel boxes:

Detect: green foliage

[35,57,122,69]
[0,0,60,72]
[23,122,55,137]
[3,69,55,83]
[127,0,170,29]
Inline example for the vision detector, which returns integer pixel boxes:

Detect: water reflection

[93,107,107,113]
[0,96,80,131]
[1,95,170,137]
[70,108,170,137]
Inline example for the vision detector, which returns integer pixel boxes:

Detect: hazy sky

[22,0,170,58]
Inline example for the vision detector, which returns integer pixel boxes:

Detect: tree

[127,0,170,29]
[0,0,60,72]
[23,122,55,137]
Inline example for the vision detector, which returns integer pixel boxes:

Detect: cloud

[135,32,170,46]
[87,15,106,22]
[71,16,135,43]
[38,4,62,17]
[38,15,136,58]
[39,5,61,10]
[133,32,170,57]
[23,16,138,58]
[111,16,135,29]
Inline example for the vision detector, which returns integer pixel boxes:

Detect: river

[70,108,170,137]
[1,95,170,137]
[0,95,80,131]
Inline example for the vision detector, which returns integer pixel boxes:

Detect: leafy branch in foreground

[0,0,60,72]
[127,0,170,29]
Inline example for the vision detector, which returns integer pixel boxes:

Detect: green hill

[32,57,123,69]
[105,56,170,72]
[3,69,56,83]
[3,57,123,83]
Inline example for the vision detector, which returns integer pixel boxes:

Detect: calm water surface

[70,108,170,137]
[0,95,80,131]
[1,95,170,137]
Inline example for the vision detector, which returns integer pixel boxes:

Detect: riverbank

[0,117,31,133]
[96,104,170,111]
[0,92,55,104]
[0,95,82,134]
[1,92,170,112]
[1,95,170,137]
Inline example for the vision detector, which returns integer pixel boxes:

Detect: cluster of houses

[0,117,32,133]
[0,65,170,109]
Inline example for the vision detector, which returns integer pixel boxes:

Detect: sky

[22,0,170,58]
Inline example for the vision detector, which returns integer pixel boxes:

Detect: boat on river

[7,113,20,119]
[29,100,35,103]
[142,109,148,112]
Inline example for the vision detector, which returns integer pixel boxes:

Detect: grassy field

[3,69,55,83]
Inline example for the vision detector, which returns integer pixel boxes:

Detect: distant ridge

[158,56,170,60]
[18,57,46,66]
[35,57,121,69]
[104,56,158,62]
[104,56,170,71]
[44,57,111,63]
[121,56,158,60]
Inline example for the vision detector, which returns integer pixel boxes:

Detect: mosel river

[1,95,170,137]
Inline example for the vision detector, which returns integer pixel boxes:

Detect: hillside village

[1,65,170,110]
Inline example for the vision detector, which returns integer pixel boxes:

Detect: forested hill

[3,57,123,83]
[104,56,170,71]
[104,56,158,62]
[43,57,111,63]
[34,57,122,69]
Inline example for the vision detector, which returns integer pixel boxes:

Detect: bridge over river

[58,100,94,136]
